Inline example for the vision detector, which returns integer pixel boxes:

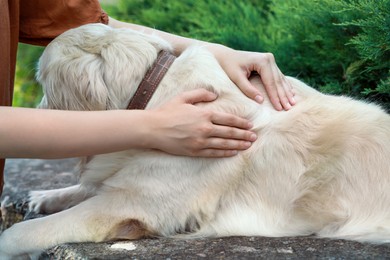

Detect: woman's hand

[209,45,296,111]
[148,89,257,157]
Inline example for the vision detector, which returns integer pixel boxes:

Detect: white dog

[0,23,389,259]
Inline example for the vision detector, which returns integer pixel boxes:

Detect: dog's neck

[126,50,176,110]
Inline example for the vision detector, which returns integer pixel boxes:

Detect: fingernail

[250,133,257,141]
[291,97,296,104]
[244,141,252,147]
[247,122,254,128]
[255,95,263,104]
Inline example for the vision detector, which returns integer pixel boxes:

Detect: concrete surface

[1,158,390,259]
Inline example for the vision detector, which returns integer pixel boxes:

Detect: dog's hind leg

[28,184,95,214]
[0,195,153,258]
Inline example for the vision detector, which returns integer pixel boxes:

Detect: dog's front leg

[0,200,102,258]
[0,195,148,258]
[29,184,95,214]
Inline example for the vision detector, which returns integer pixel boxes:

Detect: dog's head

[37,23,172,110]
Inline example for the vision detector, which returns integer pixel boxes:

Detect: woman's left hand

[210,45,296,111]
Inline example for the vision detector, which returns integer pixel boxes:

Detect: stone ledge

[2,159,390,259]
[45,236,390,259]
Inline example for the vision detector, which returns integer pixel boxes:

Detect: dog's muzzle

[126,50,176,110]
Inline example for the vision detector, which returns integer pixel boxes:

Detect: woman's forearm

[0,107,152,158]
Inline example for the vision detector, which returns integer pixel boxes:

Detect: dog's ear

[37,42,110,111]
[36,24,122,111]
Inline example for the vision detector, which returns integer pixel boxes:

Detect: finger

[210,111,254,130]
[275,73,292,111]
[194,149,239,158]
[195,137,255,157]
[283,76,296,105]
[179,89,217,104]
[232,73,263,103]
[259,70,283,111]
[205,137,254,150]
[208,124,257,142]
[273,67,297,110]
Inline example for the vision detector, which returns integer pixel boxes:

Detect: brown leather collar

[127,50,176,110]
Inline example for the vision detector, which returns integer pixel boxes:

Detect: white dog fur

[0,23,389,258]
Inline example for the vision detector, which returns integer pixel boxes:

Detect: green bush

[13,44,44,107]
[263,0,389,107]
[14,0,389,110]
[103,0,272,51]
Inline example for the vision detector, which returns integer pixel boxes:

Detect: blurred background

[14,0,389,110]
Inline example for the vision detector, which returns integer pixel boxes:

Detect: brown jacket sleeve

[19,0,108,46]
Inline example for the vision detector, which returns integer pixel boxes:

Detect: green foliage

[104,0,197,34]
[264,0,389,106]
[14,0,389,109]
[13,44,44,107]
[182,1,272,51]
[103,0,272,51]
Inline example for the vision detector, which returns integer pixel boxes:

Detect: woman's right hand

[148,89,257,157]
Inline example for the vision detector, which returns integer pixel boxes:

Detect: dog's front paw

[28,190,61,214]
